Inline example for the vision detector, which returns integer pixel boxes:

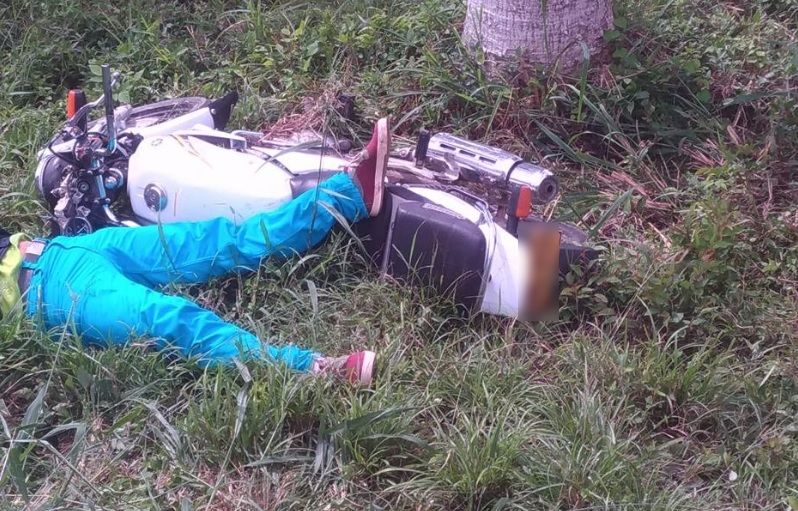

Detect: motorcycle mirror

[336,93,356,122]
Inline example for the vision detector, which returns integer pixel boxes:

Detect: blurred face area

[522,225,561,321]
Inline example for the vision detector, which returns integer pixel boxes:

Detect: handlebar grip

[101,65,116,148]
[102,66,114,117]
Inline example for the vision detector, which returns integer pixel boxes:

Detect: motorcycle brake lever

[387,158,442,181]
[387,155,460,183]
[426,153,461,182]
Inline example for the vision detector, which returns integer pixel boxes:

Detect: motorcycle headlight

[35,153,69,209]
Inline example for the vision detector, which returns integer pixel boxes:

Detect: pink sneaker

[312,350,376,386]
[352,118,390,217]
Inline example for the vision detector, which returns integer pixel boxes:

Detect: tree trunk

[463,0,613,73]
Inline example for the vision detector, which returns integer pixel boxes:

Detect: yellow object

[0,233,30,317]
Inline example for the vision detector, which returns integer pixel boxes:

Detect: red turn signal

[66,89,86,119]
[515,185,533,218]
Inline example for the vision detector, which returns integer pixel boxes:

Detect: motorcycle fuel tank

[128,135,296,224]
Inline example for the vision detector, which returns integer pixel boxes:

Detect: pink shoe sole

[352,350,376,386]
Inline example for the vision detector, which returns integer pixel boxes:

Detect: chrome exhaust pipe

[427,133,559,203]
[509,162,559,203]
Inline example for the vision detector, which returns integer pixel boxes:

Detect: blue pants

[24,173,366,370]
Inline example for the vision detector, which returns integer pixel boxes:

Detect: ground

[1,0,797,509]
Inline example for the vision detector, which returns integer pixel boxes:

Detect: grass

[1,0,797,509]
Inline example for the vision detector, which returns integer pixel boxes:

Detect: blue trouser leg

[85,173,366,286]
[25,174,367,369]
[26,251,315,367]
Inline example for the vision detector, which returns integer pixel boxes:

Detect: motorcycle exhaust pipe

[427,133,559,203]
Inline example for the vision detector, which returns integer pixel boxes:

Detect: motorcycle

[35,66,594,320]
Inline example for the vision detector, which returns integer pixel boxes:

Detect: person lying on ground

[0,119,392,386]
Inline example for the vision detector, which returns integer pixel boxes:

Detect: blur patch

[521,223,561,321]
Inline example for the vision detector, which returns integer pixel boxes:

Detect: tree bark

[463,0,613,73]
